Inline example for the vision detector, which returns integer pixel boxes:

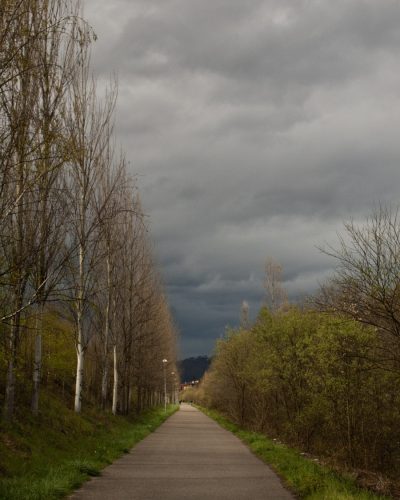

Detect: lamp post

[162,359,168,412]
[171,371,176,404]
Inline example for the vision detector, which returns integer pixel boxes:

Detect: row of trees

[0,0,177,420]
[190,208,400,479]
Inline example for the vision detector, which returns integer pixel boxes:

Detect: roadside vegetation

[0,1,179,496]
[0,397,177,500]
[0,0,178,421]
[184,207,400,499]
[198,407,388,500]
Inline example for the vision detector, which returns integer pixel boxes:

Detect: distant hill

[178,356,211,383]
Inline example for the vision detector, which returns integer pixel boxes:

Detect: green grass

[197,406,390,500]
[0,394,178,500]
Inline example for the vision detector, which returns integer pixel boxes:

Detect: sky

[84,0,400,358]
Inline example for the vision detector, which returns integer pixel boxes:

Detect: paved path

[70,404,294,499]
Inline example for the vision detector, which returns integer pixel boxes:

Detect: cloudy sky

[84,0,400,357]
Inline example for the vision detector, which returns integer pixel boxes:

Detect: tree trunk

[101,255,111,409]
[74,228,85,413]
[31,303,44,415]
[101,361,109,409]
[74,340,84,413]
[112,344,118,415]
[136,385,141,413]
[4,359,15,420]
[127,382,132,414]
[31,332,42,415]
[4,316,19,420]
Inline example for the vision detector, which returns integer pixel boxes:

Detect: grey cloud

[96,0,400,92]
[85,0,400,356]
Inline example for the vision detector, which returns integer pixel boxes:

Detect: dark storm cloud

[85,0,400,356]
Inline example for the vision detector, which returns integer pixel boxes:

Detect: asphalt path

[70,403,294,499]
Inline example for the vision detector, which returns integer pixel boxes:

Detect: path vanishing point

[70,404,294,499]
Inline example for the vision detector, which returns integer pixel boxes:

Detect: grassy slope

[0,393,178,500]
[198,406,390,500]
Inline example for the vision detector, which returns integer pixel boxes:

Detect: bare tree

[318,205,400,362]
[0,0,178,420]
[96,153,129,409]
[111,191,146,414]
[240,300,249,328]
[108,190,178,415]
[63,45,117,412]
[1,0,45,419]
[264,257,287,312]
[0,0,91,418]
[30,0,88,415]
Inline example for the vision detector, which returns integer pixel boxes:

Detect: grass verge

[0,395,178,500]
[197,406,390,500]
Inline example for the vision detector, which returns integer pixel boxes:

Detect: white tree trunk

[74,226,85,413]
[101,255,111,408]
[74,340,84,413]
[112,344,118,415]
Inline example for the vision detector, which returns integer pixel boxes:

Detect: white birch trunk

[74,238,85,413]
[112,344,118,415]
[101,254,111,408]
[74,338,84,413]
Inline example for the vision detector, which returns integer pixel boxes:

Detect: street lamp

[162,359,168,412]
[171,372,176,404]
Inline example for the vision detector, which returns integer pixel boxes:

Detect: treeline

[178,356,211,383]
[191,207,400,479]
[0,0,177,420]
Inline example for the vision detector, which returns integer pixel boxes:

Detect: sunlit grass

[198,406,389,500]
[0,396,178,500]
